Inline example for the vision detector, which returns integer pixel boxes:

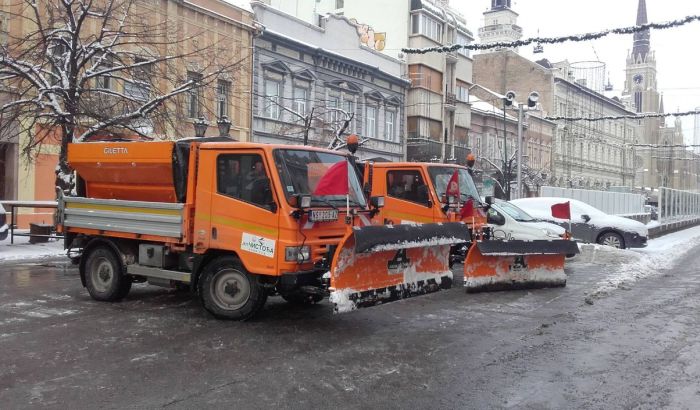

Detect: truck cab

[360,162,486,226]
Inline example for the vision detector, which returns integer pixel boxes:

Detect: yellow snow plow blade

[329,223,469,313]
[464,239,579,292]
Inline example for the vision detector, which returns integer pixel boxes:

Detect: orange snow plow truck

[359,161,579,292]
[58,139,469,320]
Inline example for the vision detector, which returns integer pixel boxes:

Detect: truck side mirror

[485,196,494,205]
[370,196,385,209]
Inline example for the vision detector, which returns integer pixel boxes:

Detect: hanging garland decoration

[402,15,700,54]
[545,109,700,122]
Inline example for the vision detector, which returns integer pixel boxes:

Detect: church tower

[478,0,523,52]
[623,0,663,188]
[623,0,660,121]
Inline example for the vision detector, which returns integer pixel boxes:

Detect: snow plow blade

[464,240,579,293]
[329,223,469,313]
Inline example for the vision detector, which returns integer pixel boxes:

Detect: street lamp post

[510,92,539,200]
[194,116,209,138]
[217,116,232,137]
[503,91,516,199]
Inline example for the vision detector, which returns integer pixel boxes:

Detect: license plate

[309,209,338,222]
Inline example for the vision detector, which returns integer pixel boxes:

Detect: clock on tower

[633,74,644,85]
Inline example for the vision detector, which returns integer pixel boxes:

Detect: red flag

[313,161,348,196]
[551,201,571,220]
[445,170,460,198]
[460,198,474,219]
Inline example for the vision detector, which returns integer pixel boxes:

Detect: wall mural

[350,19,386,51]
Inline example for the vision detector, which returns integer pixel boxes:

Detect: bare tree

[257,93,367,151]
[0,0,250,192]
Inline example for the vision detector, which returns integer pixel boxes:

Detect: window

[328,95,339,123]
[217,154,275,210]
[96,56,114,90]
[411,13,443,43]
[386,170,430,205]
[456,85,468,102]
[385,110,396,141]
[455,32,470,57]
[186,71,202,118]
[344,100,355,132]
[366,106,377,138]
[217,80,231,119]
[263,79,281,119]
[292,87,307,116]
[335,0,344,8]
[125,57,151,102]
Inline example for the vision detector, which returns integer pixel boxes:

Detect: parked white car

[488,200,566,241]
[511,197,648,249]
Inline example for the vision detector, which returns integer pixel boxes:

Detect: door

[382,169,434,225]
[208,150,280,275]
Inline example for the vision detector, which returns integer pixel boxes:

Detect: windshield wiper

[311,197,338,209]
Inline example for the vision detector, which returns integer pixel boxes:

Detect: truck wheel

[199,257,267,320]
[84,245,132,301]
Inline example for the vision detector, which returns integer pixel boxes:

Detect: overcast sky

[456,0,700,139]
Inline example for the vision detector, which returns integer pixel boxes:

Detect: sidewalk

[0,233,66,263]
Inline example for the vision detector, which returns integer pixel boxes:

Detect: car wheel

[598,232,625,249]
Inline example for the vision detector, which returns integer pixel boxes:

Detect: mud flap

[329,223,469,313]
[464,240,579,293]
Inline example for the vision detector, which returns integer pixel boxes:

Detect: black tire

[199,256,267,320]
[597,232,625,249]
[84,245,132,301]
[281,292,323,305]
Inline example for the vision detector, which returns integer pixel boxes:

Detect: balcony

[444,92,457,111]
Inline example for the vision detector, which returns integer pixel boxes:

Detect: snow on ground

[0,233,66,263]
[572,225,700,300]
[646,220,660,228]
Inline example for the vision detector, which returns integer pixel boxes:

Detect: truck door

[208,150,280,275]
[382,169,435,225]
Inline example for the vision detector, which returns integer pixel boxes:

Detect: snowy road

[2,228,700,408]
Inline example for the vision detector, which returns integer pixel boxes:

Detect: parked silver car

[511,197,648,249]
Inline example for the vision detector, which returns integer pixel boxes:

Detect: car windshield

[428,166,481,203]
[274,149,367,207]
[494,201,535,222]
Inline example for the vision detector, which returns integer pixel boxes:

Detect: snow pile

[0,235,66,262]
[578,225,700,299]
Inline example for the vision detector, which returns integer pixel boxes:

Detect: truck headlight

[285,246,311,262]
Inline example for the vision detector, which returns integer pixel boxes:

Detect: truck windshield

[428,167,481,203]
[274,149,367,207]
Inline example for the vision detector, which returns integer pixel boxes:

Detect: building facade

[0,0,255,226]
[473,50,637,190]
[251,2,408,161]
[259,0,476,164]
